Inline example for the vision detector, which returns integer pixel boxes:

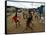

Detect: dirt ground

[7,13,45,34]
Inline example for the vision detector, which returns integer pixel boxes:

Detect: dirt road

[7,13,45,33]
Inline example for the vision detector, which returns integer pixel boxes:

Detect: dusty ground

[7,13,45,34]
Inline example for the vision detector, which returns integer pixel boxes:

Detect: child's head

[29,9,36,15]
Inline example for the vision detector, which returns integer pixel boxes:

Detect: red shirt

[12,16,21,22]
[12,16,17,22]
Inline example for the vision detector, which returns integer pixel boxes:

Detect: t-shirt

[12,16,17,22]
[12,16,21,22]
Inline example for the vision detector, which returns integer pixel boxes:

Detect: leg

[15,20,17,28]
[17,20,20,26]
[16,23,17,28]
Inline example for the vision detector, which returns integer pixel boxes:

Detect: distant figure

[23,9,34,32]
[12,14,20,28]
[26,9,36,30]
[26,9,33,29]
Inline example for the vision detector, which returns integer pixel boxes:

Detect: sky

[7,0,45,2]
[7,0,45,8]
